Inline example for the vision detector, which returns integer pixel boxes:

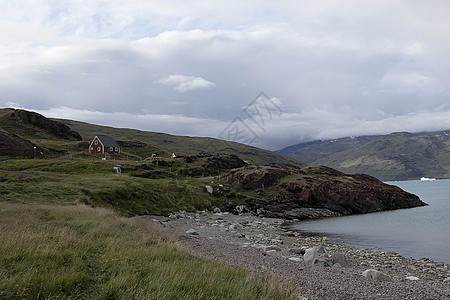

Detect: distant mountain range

[278,131,450,180]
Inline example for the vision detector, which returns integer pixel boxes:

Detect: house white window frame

[97,147,101,152]
[95,140,98,145]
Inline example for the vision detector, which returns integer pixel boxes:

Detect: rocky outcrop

[9,109,82,141]
[0,131,36,158]
[224,164,292,189]
[256,207,341,219]
[180,154,247,177]
[224,163,427,219]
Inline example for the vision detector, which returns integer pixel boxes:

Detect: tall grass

[0,203,295,299]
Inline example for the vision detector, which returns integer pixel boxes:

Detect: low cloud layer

[1,1,450,150]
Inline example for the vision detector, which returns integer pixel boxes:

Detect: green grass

[0,203,295,299]
[0,158,238,215]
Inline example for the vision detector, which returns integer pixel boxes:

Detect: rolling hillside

[279,131,450,180]
[55,118,303,166]
[0,107,303,166]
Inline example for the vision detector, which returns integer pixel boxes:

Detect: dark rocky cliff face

[10,109,82,141]
[224,164,427,219]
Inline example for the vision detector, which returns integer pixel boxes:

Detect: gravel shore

[134,211,450,300]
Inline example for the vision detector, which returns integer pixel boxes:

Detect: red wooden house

[88,135,120,154]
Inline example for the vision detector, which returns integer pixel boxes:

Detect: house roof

[96,135,119,147]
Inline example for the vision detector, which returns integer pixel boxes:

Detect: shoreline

[134,211,450,299]
[287,221,450,266]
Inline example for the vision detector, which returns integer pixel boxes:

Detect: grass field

[0,202,294,299]
[0,157,230,215]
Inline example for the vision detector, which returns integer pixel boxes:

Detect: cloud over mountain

[1,1,450,150]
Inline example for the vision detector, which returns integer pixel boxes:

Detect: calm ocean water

[290,179,450,264]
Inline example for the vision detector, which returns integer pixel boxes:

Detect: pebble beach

[134,211,450,300]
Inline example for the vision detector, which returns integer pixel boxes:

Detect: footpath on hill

[133,211,450,300]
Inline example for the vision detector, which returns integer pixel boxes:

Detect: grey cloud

[2,1,450,150]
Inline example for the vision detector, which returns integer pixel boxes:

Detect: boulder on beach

[362,269,391,281]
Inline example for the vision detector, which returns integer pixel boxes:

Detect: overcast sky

[1,1,450,150]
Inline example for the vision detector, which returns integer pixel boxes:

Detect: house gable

[88,135,120,154]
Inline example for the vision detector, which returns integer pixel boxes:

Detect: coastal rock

[444,277,450,284]
[312,245,327,256]
[362,269,392,281]
[288,257,303,262]
[225,163,427,219]
[205,186,213,194]
[304,246,331,266]
[186,229,199,235]
[288,248,305,255]
[312,257,333,267]
[405,276,420,281]
[330,252,350,268]
[303,248,319,265]
[258,207,341,220]
[264,245,282,252]
[224,164,291,190]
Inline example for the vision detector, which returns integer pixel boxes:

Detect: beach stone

[288,257,303,262]
[330,252,350,268]
[444,277,450,284]
[312,257,333,267]
[205,185,213,194]
[213,207,221,213]
[265,245,282,252]
[303,248,320,264]
[186,229,199,235]
[304,246,332,266]
[405,276,420,281]
[289,248,305,255]
[312,245,327,256]
[235,205,246,214]
[362,269,392,281]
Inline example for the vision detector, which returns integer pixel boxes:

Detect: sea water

[290,179,450,264]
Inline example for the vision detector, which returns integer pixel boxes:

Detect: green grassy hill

[279,131,450,180]
[0,107,303,166]
[55,118,303,166]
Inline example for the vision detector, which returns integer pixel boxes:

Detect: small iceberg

[420,177,436,181]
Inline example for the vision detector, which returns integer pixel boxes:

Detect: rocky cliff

[9,109,82,141]
[224,164,427,219]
